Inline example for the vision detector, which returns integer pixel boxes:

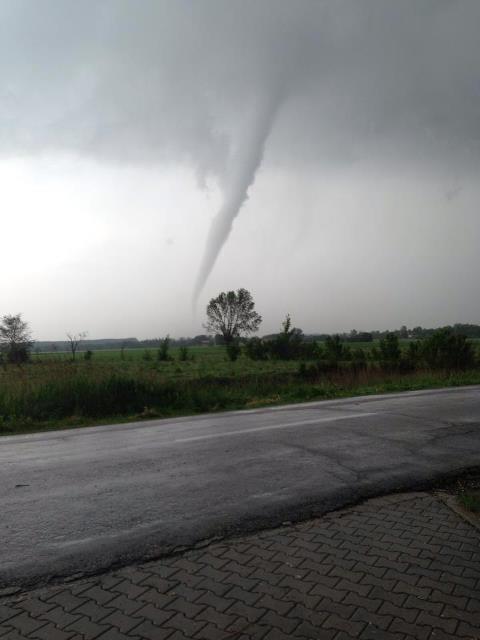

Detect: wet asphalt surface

[1,386,479,589]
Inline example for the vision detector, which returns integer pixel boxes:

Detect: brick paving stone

[165,583,204,602]
[133,603,175,627]
[36,606,81,629]
[280,588,320,610]
[0,633,35,640]
[110,580,148,600]
[194,578,232,598]
[1,493,480,640]
[97,609,141,633]
[102,594,143,616]
[415,610,459,635]
[129,620,174,640]
[454,620,480,638]
[166,632,189,640]
[228,620,270,639]
[194,591,234,613]
[135,573,176,592]
[194,622,240,640]
[323,612,366,636]
[293,620,336,639]
[287,603,329,627]
[30,623,74,640]
[343,591,383,612]
[165,596,205,619]
[350,607,393,630]
[388,617,432,639]
[0,606,18,625]
[466,597,480,612]
[224,600,267,624]
[360,625,405,640]
[136,587,176,609]
[258,609,299,634]
[96,631,141,640]
[14,602,53,619]
[164,612,207,637]
[442,605,480,626]
[7,614,46,637]
[196,605,237,629]
[72,600,114,623]
[64,616,109,638]
[261,628,297,640]
[41,590,86,612]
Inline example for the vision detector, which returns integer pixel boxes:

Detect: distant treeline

[33,335,214,353]
[308,323,480,343]
[33,323,480,353]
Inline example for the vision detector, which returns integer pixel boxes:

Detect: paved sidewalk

[1,493,479,640]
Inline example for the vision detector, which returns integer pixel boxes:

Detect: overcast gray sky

[1,0,479,340]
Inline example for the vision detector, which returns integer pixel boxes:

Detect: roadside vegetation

[1,297,480,435]
[458,492,480,513]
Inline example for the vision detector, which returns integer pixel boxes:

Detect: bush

[297,362,317,379]
[226,341,241,362]
[351,347,368,372]
[269,315,305,360]
[157,336,171,361]
[245,337,270,360]
[324,335,350,364]
[397,341,420,373]
[84,350,93,361]
[420,329,475,370]
[246,321,321,362]
[297,340,322,361]
[297,358,342,378]
[379,333,401,371]
[6,344,30,364]
[179,346,189,361]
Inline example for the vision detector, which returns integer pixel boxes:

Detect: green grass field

[0,340,479,435]
[31,345,301,378]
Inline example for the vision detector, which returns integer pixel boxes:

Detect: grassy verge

[1,367,479,436]
[458,493,480,513]
[455,474,480,519]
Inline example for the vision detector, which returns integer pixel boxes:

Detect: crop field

[30,345,301,378]
[0,339,479,435]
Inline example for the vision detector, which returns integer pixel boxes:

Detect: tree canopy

[205,288,262,344]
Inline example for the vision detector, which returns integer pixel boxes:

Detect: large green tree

[205,288,262,345]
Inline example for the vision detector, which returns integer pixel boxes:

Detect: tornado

[193,90,283,306]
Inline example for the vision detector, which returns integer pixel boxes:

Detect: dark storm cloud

[1,0,479,178]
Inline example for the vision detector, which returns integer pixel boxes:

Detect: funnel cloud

[193,89,283,305]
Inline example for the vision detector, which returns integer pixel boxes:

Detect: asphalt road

[1,385,480,589]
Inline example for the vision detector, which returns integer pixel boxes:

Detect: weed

[458,492,480,513]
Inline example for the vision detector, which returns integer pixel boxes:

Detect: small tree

[420,329,474,370]
[205,288,262,345]
[245,337,270,361]
[324,335,348,364]
[67,331,87,361]
[379,332,401,370]
[0,314,33,364]
[269,315,305,360]
[157,336,171,361]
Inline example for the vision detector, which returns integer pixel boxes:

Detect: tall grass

[1,359,480,434]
